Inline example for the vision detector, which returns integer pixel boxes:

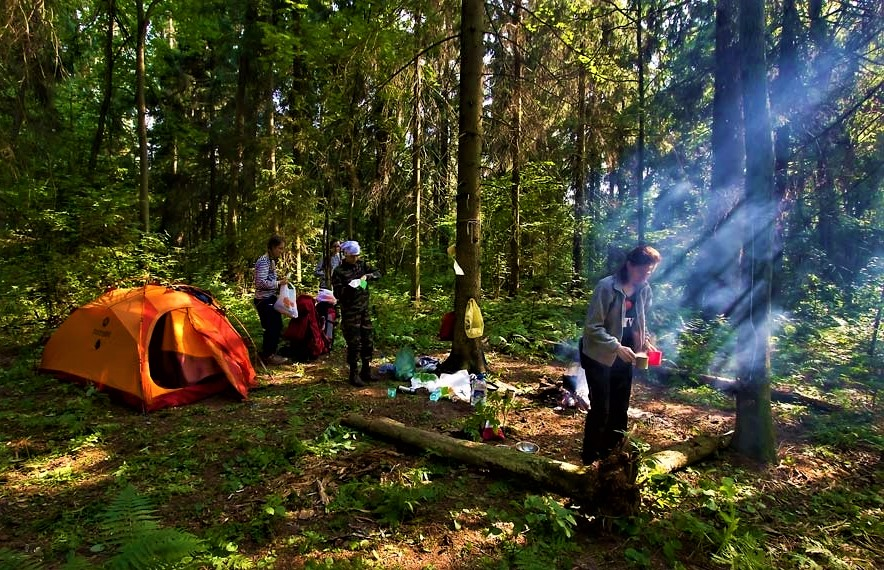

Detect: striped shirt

[254,254,280,300]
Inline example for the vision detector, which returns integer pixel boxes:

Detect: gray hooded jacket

[581,275,653,367]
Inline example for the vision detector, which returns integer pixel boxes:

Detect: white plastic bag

[413,370,471,402]
[274,283,298,318]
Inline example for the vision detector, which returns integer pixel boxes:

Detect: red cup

[647,350,662,366]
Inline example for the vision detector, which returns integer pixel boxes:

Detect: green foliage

[303,424,361,458]
[670,316,736,376]
[95,485,204,565]
[303,556,374,569]
[486,495,579,568]
[221,442,291,494]
[460,388,518,441]
[0,548,43,570]
[328,467,442,528]
[626,474,771,568]
[1,485,209,569]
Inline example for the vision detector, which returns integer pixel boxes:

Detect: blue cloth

[341,241,361,256]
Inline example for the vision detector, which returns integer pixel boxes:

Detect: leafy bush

[486,494,579,568]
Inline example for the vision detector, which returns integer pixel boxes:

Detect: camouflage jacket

[332,260,380,314]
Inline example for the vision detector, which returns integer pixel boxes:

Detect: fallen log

[341,414,731,509]
[342,413,601,501]
[652,366,841,412]
[640,432,733,481]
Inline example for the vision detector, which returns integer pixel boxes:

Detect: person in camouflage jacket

[332,241,382,386]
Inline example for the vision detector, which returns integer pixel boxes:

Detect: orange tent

[40,284,257,411]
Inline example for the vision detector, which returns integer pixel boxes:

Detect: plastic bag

[464,298,484,338]
[394,346,416,381]
[274,283,298,318]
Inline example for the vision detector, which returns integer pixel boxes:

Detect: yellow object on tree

[464,298,484,338]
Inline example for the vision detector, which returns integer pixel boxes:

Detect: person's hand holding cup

[616,345,636,364]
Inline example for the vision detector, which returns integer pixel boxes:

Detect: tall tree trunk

[572,40,587,291]
[734,0,777,464]
[686,0,743,317]
[440,0,485,374]
[412,41,423,302]
[436,95,452,250]
[228,0,260,261]
[507,0,522,297]
[809,0,839,273]
[771,0,800,303]
[136,0,150,232]
[89,0,115,175]
[635,0,645,244]
[373,97,392,274]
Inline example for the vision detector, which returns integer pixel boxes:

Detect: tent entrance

[148,309,225,389]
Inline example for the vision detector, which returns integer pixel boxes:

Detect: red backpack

[283,295,330,360]
[438,311,455,341]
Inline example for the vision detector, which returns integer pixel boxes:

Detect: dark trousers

[254,296,283,357]
[341,308,373,365]
[580,353,633,462]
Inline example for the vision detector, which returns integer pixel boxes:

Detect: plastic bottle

[429,388,441,401]
[470,373,487,407]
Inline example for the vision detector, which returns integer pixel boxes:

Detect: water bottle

[470,373,487,407]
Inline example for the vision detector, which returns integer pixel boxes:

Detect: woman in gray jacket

[580,245,661,464]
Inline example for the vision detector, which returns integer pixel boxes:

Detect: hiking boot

[348,365,366,387]
[264,354,290,366]
[360,360,373,383]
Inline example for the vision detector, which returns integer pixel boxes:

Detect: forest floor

[1,346,882,569]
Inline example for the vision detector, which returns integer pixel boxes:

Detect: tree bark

[572,37,587,292]
[342,414,729,508]
[635,0,645,244]
[870,282,884,356]
[412,35,423,302]
[651,366,842,412]
[343,414,598,498]
[640,433,733,479]
[136,0,150,233]
[734,0,777,464]
[771,0,800,304]
[89,0,115,176]
[686,0,743,317]
[440,0,485,374]
[507,0,522,297]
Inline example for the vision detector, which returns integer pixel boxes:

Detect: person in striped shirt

[254,234,290,365]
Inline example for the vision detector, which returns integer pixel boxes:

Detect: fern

[0,548,44,570]
[105,528,204,570]
[98,485,205,569]
[99,485,163,544]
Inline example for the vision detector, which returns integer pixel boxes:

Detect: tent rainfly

[40,284,257,411]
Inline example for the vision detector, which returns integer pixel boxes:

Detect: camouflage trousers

[341,308,373,364]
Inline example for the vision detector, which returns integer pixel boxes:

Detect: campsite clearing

[1,348,881,568]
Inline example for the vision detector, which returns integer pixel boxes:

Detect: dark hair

[267,234,284,251]
[616,245,662,282]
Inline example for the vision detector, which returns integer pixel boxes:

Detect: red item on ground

[481,426,505,441]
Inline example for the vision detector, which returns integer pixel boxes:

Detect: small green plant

[486,494,579,568]
[328,467,442,528]
[461,389,517,441]
[304,424,361,458]
[246,493,288,541]
[0,484,211,569]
